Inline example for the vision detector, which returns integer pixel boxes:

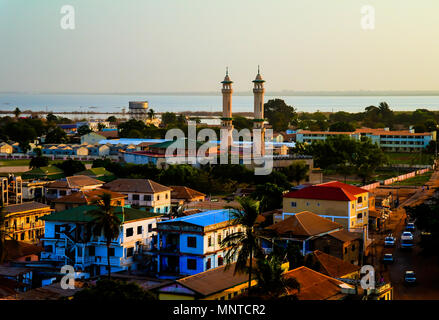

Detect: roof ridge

[295,212,312,235]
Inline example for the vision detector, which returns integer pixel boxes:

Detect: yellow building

[0,142,13,154]
[282,181,369,234]
[155,262,256,300]
[3,202,53,243]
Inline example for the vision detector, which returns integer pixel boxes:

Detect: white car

[384,235,395,246]
[401,231,414,240]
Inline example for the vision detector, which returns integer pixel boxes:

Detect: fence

[380,168,431,186]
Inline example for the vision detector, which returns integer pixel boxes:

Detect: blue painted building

[156,209,242,277]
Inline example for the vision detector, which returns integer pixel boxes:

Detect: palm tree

[13,107,21,119]
[148,109,155,120]
[88,193,121,279]
[221,196,262,294]
[255,255,300,298]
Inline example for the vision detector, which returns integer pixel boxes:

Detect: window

[26,217,30,224]
[166,193,168,199]
[88,246,95,256]
[218,234,222,245]
[108,248,115,256]
[206,258,211,270]
[357,213,362,219]
[187,236,197,248]
[344,247,347,254]
[132,194,139,201]
[352,245,356,251]
[187,259,197,270]
[21,233,25,241]
[291,202,297,207]
[126,228,133,237]
[218,256,224,266]
[148,224,153,232]
[157,195,160,201]
[144,195,151,201]
[126,247,134,257]
[137,226,142,235]
[357,196,362,203]
[59,190,66,196]
[208,236,212,247]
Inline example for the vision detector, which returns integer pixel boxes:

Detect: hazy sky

[1,0,438,93]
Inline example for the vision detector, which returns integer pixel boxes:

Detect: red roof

[283,181,367,202]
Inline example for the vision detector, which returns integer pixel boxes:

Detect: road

[369,170,439,299]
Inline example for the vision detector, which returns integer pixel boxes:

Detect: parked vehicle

[406,222,415,231]
[404,271,416,285]
[383,253,394,263]
[384,235,395,247]
[401,231,414,248]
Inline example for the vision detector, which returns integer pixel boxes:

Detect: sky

[0,0,439,93]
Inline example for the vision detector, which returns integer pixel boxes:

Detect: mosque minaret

[221,67,234,149]
[252,66,266,156]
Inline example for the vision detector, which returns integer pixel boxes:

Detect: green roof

[149,138,208,149]
[41,205,162,224]
[76,167,114,177]
[22,166,65,180]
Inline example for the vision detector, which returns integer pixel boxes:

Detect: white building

[40,205,163,275]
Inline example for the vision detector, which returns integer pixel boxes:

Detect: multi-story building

[51,189,126,212]
[155,209,241,276]
[296,128,435,152]
[40,205,162,275]
[102,179,171,214]
[282,181,369,234]
[3,202,53,243]
[45,176,104,202]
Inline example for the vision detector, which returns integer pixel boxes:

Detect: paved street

[368,170,439,299]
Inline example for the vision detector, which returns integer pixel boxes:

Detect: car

[384,235,395,246]
[406,222,415,231]
[383,253,394,263]
[402,231,414,240]
[404,271,416,284]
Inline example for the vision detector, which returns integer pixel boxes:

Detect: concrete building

[252,66,266,156]
[156,209,241,276]
[129,101,149,122]
[0,142,13,154]
[3,202,53,243]
[282,181,370,234]
[45,176,104,202]
[40,205,162,275]
[102,179,171,214]
[51,189,126,212]
[296,127,435,152]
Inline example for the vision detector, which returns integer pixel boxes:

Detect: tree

[88,193,121,279]
[29,155,49,169]
[98,123,106,131]
[13,107,21,119]
[352,138,387,185]
[46,113,58,123]
[148,109,155,120]
[45,127,67,144]
[254,255,300,299]
[106,116,117,122]
[329,121,355,132]
[221,197,262,293]
[282,161,308,185]
[54,159,85,176]
[251,183,284,212]
[264,99,298,131]
[161,112,177,127]
[286,242,304,270]
[233,116,253,131]
[74,279,156,301]
[424,119,437,132]
[78,125,92,136]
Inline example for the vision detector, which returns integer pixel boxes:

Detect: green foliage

[78,125,92,136]
[46,113,58,123]
[281,161,309,185]
[233,115,253,130]
[106,116,117,122]
[251,183,284,212]
[308,135,387,184]
[264,99,298,131]
[255,255,300,298]
[74,279,156,301]
[161,112,177,127]
[45,127,67,144]
[329,121,356,132]
[29,156,49,169]
[54,159,86,176]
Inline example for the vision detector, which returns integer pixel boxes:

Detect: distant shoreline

[2,91,439,96]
